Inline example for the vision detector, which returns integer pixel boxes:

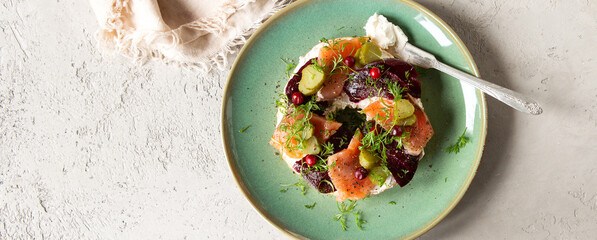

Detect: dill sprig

[276,97,321,153]
[359,120,410,165]
[445,127,469,154]
[387,80,406,99]
[319,142,335,157]
[280,180,307,195]
[305,202,317,209]
[313,38,359,76]
[334,200,366,231]
[280,58,296,78]
[239,125,251,133]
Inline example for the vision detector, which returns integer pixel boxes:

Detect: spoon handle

[402,43,543,115]
[435,62,543,115]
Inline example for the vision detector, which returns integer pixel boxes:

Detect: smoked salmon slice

[327,130,376,201]
[310,114,342,142]
[318,38,362,70]
[361,97,433,156]
[361,98,395,128]
[403,105,433,156]
[270,112,342,158]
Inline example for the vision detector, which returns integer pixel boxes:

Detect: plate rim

[221,0,488,239]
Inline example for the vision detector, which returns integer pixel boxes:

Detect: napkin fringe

[96,0,292,72]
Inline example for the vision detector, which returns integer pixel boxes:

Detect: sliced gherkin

[299,65,327,95]
[393,99,415,120]
[301,136,321,155]
[357,42,382,66]
[359,150,380,169]
[394,114,417,126]
[368,166,389,186]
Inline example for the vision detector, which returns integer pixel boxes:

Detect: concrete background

[1,0,596,239]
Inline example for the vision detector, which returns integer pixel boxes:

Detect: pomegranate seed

[354,167,368,180]
[391,126,403,137]
[304,155,317,166]
[291,92,304,105]
[370,67,381,79]
[343,56,355,68]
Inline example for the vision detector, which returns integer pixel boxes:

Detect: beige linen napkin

[89,0,292,72]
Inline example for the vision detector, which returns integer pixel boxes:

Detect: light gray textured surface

[1,0,596,239]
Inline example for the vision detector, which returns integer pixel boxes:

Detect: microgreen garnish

[334,200,366,231]
[239,125,251,133]
[305,202,317,209]
[389,201,397,205]
[320,142,335,157]
[276,97,321,153]
[445,127,469,154]
[313,38,359,76]
[387,80,406,99]
[318,179,336,192]
[280,180,307,195]
[310,58,326,73]
[307,159,332,173]
[275,93,288,113]
[337,26,345,31]
[359,123,410,165]
[280,58,296,78]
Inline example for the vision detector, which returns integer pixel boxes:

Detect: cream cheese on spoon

[364,13,409,59]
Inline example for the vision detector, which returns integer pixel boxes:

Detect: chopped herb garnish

[359,121,410,165]
[280,188,288,193]
[280,180,307,195]
[445,177,447,183]
[389,201,397,205]
[276,96,321,153]
[280,58,296,78]
[320,142,335,157]
[337,26,345,31]
[305,202,317,209]
[317,179,336,192]
[387,80,406,99]
[334,200,366,231]
[445,127,469,154]
[312,38,358,75]
[239,125,251,133]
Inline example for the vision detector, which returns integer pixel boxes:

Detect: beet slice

[344,58,421,102]
[293,160,335,193]
[385,142,420,187]
[285,59,316,103]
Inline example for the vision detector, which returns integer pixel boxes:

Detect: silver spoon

[401,43,543,115]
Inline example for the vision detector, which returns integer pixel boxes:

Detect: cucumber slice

[359,150,380,170]
[298,124,314,140]
[301,136,321,155]
[299,65,327,95]
[395,114,417,126]
[368,166,389,186]
[393,99,415,120]
[357,42,382,66]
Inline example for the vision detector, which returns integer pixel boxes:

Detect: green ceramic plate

[222,0,487,239]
